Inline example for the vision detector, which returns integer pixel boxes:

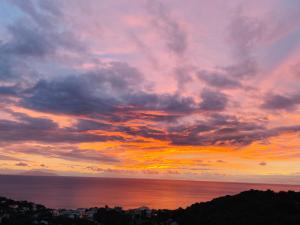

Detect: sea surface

[0,175,300,209]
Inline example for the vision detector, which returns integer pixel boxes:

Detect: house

[9,204,18,209]
[51,209,60,216]
[132,206,152,218]
[60,209,81,219]
[85,208,98,219]
[32,204,38,211]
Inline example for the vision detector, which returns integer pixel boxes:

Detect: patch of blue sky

[0,1,23,24]
[262,25,300,71]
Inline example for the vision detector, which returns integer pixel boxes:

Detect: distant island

[1,189,300,225]
[18,170,58,177]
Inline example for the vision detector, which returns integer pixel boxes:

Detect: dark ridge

[174,189,300,225]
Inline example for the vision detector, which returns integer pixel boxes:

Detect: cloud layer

[0,0,300,183]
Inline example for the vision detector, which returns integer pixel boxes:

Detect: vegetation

[173,189,300,225]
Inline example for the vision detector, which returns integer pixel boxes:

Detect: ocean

[0,175,299,209]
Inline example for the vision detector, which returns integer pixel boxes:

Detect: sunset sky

[0,0,300,184]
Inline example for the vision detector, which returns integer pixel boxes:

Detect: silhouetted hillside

[173,189,300,225]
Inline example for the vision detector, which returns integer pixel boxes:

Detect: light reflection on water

[0,175,299,209]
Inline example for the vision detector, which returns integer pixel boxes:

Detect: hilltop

[173,189,300,225]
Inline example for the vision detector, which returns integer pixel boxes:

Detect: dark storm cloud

[199,89,228,111]
[271,125,300,134]
[4,18,83,59]
[6,111,58,129]
[20,62,199,119]
[126,92,198,113]
[147,0,188,56]
[76,117,174,142]
[20,62,142,115]
[0,49,22,82]
[0,86,18,96]
[0,113,123,144]
[21,77,117,115]
[167,114,300,146]
[167,114,261,146]
[76,120,113,132]
[6,23,57,57]
[122,125,167,140]
[261,93,300,111]
[137,112,181,122]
